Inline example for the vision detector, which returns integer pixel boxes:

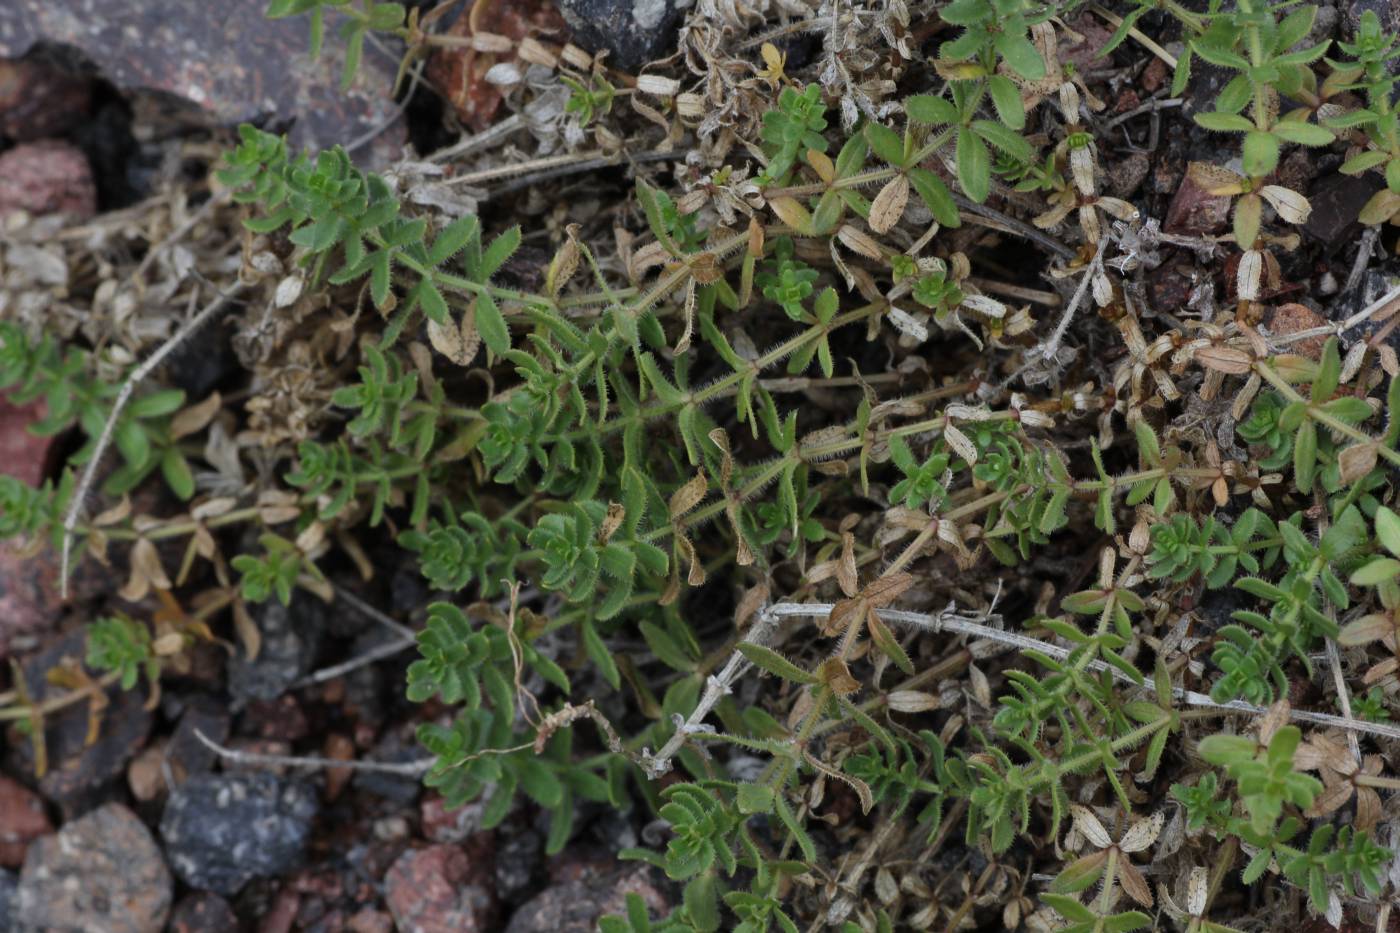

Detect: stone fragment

[555,0,683,71]
[0,777,49,869]
[0,48,91,140]
[504,864,670,933]
[0,140,96,219]
[385,844,498,933]
[0,0,404,165]
[160,772,319,895]
[427,0,567,130]
[16,803,172,933]
[167,893,239,933]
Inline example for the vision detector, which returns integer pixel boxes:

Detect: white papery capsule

[887,306,929,342]
[1259,185,1312,224]
[960,293,1007,318]
[1237,249,1263,301]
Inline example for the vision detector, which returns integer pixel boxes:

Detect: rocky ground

[0,3,683,930]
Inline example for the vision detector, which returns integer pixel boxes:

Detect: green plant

[21,4,1400,930]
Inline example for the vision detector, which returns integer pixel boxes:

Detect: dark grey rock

[555,0,683,71]
[352,734,422,804]
[160,773,319,895]
[226,594,324,704]
[0,869,16,933]
[495,826,543,904]
[0,0,405,167]
[17,803,171,933]
[4,630,152,816]
[1303,172,1384,251]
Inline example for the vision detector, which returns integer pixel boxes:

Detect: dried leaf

[669,471,708,519]
[868,174,909,234]
[170,392,223,439]
[1194,345,1254,374]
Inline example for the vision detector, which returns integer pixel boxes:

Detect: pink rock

[0,140,96,219]
[0,775,50,868]
[385,844,497,933]
[0,397,55,488]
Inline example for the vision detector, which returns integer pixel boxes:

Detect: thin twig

[639,608,782,778]
[1089,4,1178,67]
[1325,629,1362,763]
[764,602,1400,742]
[999,237,1107,390]
[1339,226,1380,299]
[966,277,1063,307]
[427,114,524,163]
[1271,283,1400,350]
[130,191,233,285]
[952,195,1076,260]
[440,151,627,188]
[331,583,418,640]
[58,281,248,596]
[485,151,686,199]
[1102,97,1183,131]
[292,637,417,688]
[192,728,434,775]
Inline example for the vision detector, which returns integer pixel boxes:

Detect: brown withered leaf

[735,582,770,629]
[669,472,708,519]
[427,306,481,367]
[1194,345,1254,375]
[824,572,914,636]
[819,657,861,696]
[1338,443,1379,485]
[170,391,223,439]
[231,598,262,661]
[599,502,625,542]
[836,532,858,598]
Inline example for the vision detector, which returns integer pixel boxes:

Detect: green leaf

[475,292,510,355]
[428,215,481,266]
[683,874,721,932]
[864,122,906,167]
[1198,733,1257,766]
[582,619,621,689]
[1312,337,1341,401]
[970,119,1033,162]
[773,793,817,861]
[641,620,697,672]
[115,419,151,470]
[1272,119,1334,146]
[905,95,957,125]
[987,75,1025,130]
[480,226,522,280]
[1344,554,1400,585]
[341,26,365,91]
[1242,131,1281,177]
[128,389,187,419]
[1194,112,1255,133]
[956,128,990,203]
[517,756,564,807]
[418,278,448,323]
[737,782,775,814]
[1040,893,1095,923]
[1294,420,1317,491]
[994,31,1045,80]
[908,168,961,227]
[737,643,817,683]
[160,450,195,501]
[1377,507,1400,557]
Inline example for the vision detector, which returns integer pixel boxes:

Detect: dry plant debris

[11,0,1400,929]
